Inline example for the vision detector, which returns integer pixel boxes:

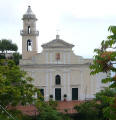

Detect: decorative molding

[63,73,66,94]
[50,53,53,63]
[50,72,53,94]
[90,75,95,98]
[46,52,48,64]
[53,88,55,100]
[80,71,84,100]
[68,52,71,64]
[63,53,66,64]
[45,72,49,101]
[67,72,71,100]
[21,63,90,68]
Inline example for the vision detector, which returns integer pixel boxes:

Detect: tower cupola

[23,6,37,20]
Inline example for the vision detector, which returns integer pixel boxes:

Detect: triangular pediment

[42,38,74,48]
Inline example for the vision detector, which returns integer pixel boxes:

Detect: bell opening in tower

[27,39,32,51]
[28,26,31,34]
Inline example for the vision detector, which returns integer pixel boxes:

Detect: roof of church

[23,6,37,20]
[41,35,74,48]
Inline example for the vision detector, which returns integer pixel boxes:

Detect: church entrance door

[55,88,61,101]
[72,88,78,100]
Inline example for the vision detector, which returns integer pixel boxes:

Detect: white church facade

[20,6,107,101]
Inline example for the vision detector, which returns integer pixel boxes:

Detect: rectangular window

[72,88,78,100]
[55,88,61,101]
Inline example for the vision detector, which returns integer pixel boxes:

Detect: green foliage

[48,100,58,109]
[90,26,116,120]
[90,26,116,88]
[0,109,34,120]
[0,39,18,53]
[0,59,39,107]
[36,101,71,120]
[0,54,5,59]
[9,109,35,120]
[74,101,99,120]
[95,88,116,101]
[12,52,22,65]
[37,101,62,120]
[0,39,21,65]
[74,88,116,120]
[0,59,68,120]
[0,114,13,120]
[0,59,42,119]
[95,88,116,120]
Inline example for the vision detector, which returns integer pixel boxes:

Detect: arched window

[27,39,32,51]
[28,26,31,34]
[55,75,61,85]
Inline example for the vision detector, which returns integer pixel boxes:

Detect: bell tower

[20,6,39,59]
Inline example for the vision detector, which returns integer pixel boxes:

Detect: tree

[0,39,22,65]
[36,101,71,120]
[0,59,39,107]
[90,26,116,87]
[38,103,62,120]
[12,52,22,65]
[95,88,116,120]
[0,109,33,120]
[74,101,99,120]
[74,88,116,120]
[0,39,18,53]
[90,26,116,120]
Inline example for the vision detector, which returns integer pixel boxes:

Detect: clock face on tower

[56,53,60,60]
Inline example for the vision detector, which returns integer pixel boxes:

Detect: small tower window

[55,75,61,85]
[27,39,32,51]
[28,26,31,34]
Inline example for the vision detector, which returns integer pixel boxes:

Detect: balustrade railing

[20,30,39,36]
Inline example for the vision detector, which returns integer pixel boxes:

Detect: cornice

[42,39,74,48]
[20,63,90,68]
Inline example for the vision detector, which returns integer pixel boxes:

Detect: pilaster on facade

[45,72,49,101]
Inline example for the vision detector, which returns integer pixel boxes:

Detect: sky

[0,0,116,58]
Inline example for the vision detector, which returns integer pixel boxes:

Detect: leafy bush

[36,101,71,120]
[74,101,99,120]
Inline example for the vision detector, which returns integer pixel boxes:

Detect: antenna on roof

[56,29,60,35]
[56,29,60,39]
